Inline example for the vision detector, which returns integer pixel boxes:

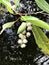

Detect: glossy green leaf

[35,0,49,13]
[0,21,15,35]
[21,16,49,30]
[17,22,27,34]
[33,26,49,55]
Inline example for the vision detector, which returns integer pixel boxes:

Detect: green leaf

[17,22,27,34]
[35,0,49,13]
[0,21,15,35]
[35,26,49,49]
[0,0,14,14]
[33,26,49,55]
[14,0,20,8]
[21,16,49,30]
[0,0,2,2]
[0,0,20,14]
[7,5,14,14]
[7,0,10,2]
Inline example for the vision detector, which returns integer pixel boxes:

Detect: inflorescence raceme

[17,22,32,48]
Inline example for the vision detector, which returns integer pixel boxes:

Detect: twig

[17,11,49,16]
[16,17,20,22]
[40,12,49,16]
[17,11,44,16]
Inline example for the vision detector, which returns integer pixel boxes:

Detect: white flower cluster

[17,22,32,48]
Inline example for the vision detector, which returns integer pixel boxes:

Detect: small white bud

[18,33,26,39]
[18,33,23,38]
[22,30,26,34]
[26,22,32,26]
[20,44,26,48]
[17,39,23,44]
[26,32,31,37]
[23,39,28,44]
[27,26,32,31]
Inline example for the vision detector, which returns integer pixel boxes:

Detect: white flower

[18,33,26,39]
[17,39,23,44]
[20,44,26,48]
[26,32,31,37]
[23,39,28,44]
[27,26,32,31]
[26,22,32,26]
[18,33,23,38]
[22,30,26,34]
